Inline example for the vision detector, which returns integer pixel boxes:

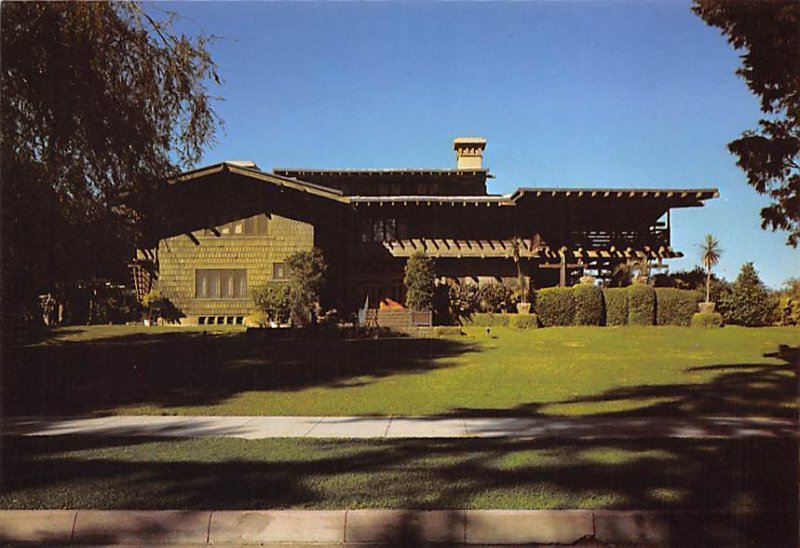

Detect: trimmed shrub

[434,326,464,337]
[573,284,603,325]
[509,313,540,329]
[627,284,656,326]
[535,287,576,327]
[655,288,700,326]
[602,288,628,326]
[466,312,510,327]
[691,311,723,328]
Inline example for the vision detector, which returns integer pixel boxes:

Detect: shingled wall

[156,214,314,323]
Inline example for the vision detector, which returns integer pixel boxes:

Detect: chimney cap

[453,137,487,149]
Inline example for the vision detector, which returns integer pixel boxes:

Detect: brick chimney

[453,137,487,170]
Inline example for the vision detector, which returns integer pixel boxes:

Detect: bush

[603,288,628,326]
[534,287,576,327]
[448,282,479,323]
[691,311,723,328]
[433,326,464,337]
[91,290,140,324]
[466,312,510,327]
[477,281,515,313]
[245,310,270,327]
[509,313,540,329]
[404,251,435,311]
[722,262,777,327]
[655,288,700,326]
[627,284,656,326]
[573,284,603,325]
[141,289,183,324]
[252,283,292,323]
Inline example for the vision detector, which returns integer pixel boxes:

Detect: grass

[3,324,798,417]
[1,436,795,513]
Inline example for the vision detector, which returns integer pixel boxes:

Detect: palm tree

[700,234,722,303]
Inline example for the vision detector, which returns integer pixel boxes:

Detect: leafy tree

[776,277,800,325]
[722,262,777,326]
[285,248,328,324]
[699,234,722,303]
[403,251,435,311]
[1,2,221,324]
[693,1,800,246]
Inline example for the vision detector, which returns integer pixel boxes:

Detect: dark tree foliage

[693,1,800,246]
[285,248,328,324]
[722,262,777,327]
[1,2,221,323]
[403,252,435,312]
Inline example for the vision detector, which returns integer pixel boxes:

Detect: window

[195,269,247,299]
[273,263,290,280]
[204,215,269,237]
[360,218,400,242]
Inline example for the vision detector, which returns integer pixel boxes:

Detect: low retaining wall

[1,509,795,545]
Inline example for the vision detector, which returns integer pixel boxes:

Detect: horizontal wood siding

[157,214,313,318]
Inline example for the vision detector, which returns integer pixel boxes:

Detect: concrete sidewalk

[0,509,795,545]
[2,414,796,439]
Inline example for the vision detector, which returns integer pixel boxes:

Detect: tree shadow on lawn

[441,345,800,421]
[1,435,797,545]
[2,330,477,416]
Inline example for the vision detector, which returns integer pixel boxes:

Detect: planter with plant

[510,237,531,314]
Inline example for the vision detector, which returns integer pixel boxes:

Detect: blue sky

[164,1,796,288]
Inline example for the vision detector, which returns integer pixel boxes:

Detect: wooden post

[559,255,566,287]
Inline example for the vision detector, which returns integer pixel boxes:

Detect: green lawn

[2,436,795,514]
[3,325,798,417]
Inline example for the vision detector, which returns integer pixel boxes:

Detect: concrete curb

[0,509,795,545]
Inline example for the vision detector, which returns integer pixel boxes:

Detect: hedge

[535,287,576,327]
[466,312,510,327]
[603,288,628,326]
[655,288,699,326]
[691,311,723,328]
[573,284,603,325]
[627,284,656,326]
[509,313,540,329]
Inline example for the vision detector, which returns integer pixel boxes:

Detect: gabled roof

[171,161,348,202]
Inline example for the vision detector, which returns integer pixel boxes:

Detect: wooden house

[133,138,718,325]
